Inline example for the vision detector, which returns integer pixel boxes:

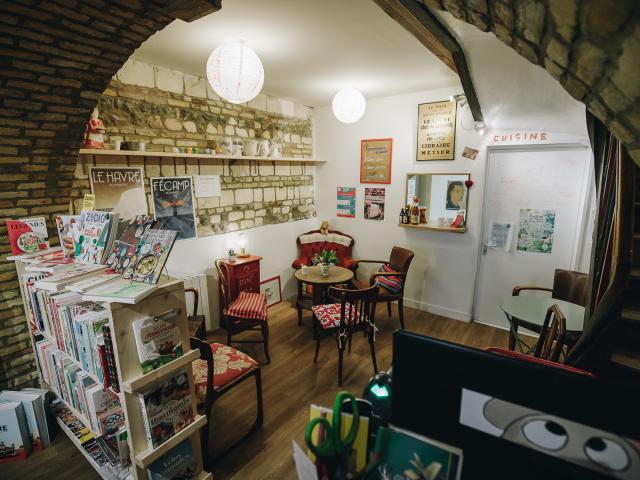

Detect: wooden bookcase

[9,250,212,480]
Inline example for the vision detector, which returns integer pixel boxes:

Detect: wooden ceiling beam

[161,0,222,22]
[371,0,484,122]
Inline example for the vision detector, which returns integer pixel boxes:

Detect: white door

[473,145,592,328]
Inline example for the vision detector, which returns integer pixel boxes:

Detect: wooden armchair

[535,304,567,361]
[512,268,589,306]
[191,336,263,465]
[351,246,415,329]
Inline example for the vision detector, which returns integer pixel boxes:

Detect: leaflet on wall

[89,167,147,223]
[194,175,221,197]
[488,221,513,252]
[337,187,356,218]
[150,176,197,240]
[517,209,556,254]
[364,187,385,220]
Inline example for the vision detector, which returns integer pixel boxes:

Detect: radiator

[167,271,213,332]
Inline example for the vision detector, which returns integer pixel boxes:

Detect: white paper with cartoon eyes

[459,388,640,479]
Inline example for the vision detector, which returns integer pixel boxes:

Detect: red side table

[220,255,262,302]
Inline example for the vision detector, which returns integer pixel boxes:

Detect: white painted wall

[314,23,594,323]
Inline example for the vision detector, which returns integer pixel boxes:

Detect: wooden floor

[5,301,513,480]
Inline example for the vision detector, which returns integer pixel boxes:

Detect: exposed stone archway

[0,0,638,388]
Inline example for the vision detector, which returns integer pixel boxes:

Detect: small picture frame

[260,275,282,307]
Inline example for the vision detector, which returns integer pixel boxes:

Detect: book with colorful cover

[127,229,177,284]
[6,217,50,255]
[366,425,463,480]
[138,370,194,450]
[105,214,158,274]
[54,214,82,258]
[76,210,119,265]
[82,278,157,304]
[0,399,32,463]
[132,313,183,374]
[0,391,46,451]
[147,439,197,480]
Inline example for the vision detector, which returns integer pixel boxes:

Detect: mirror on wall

[405,173,470,231]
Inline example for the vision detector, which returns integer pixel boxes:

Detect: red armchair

[291,230,356,271]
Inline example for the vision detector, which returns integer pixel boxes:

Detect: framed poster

[89,166,147,222]
[364,187,385,220]
[360,138,392,184]
[150,176,197,240]
[417,100,456,161]
[337,187,356,218]
[260,276,282,307]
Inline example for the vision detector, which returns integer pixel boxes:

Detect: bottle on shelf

[410,197,420,225]
[403,205,411,224]
[399,208,405,225]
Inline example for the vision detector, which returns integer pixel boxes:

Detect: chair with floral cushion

[311,284,378,386]
[216,259,270,363]
[351,246,415,329]
[191,337,263,465]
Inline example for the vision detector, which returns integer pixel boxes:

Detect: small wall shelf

[399,223,467,234]
[79,148,325,163]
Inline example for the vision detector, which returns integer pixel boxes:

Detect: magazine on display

[126,229,177,284]
[76,210,119,265]
[150,176,197,241]
[105,214,159,274]
[132,312,183,374]
[6,217,50,256]
[54,214,82,258]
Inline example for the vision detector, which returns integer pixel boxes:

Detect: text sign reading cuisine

[417,100,456,161]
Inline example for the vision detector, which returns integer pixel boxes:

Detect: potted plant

[228,248,236,263]
[313,249,339,276]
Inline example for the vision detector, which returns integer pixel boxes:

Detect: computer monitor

[392,330,640,479]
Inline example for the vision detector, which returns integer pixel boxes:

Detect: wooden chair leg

[261,321,270,364]
[387,301,392,317]
[314,337,321,363]
[398,299,405,329]
[201,398,215,468]
[338,339,345,386]
[251,369,264,433]
[296,282,303,326]
[368,327,378,373]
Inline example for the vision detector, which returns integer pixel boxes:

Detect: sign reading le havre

[417,100,456,161]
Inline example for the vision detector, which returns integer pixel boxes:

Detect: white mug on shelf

[269,142,282,158]
[221,137,233,155]
[113,140,122,150]
[232,144,243,156]
[258,139,270,157]
[244,139,259,156]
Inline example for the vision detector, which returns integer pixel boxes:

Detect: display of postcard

[82,278,157,304]
[364,187,385,220]
[132,313,183,374]
[6,217,50,255]
[0,399,32,463]
[147,439,196,480]
[150,176,197,241]
[89,166,147,224]
[127,229,177,284]
[105,214,157,274]
[138,370,194,450]
[54,214,82,258]
[76,210,119,265]
[366,425,463,480]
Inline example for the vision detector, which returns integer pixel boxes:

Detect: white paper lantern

[332,88,366,124]
[206,39,264,104]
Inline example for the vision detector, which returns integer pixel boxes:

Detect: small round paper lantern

[332,88,366,124]
[206,39,264,104]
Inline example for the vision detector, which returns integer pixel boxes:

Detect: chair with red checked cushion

[352,246,415,329]
[216,259,270,363]
[191,337,263,466]
[311,284,378,386]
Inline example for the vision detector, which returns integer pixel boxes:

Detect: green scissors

[305,391,360,478]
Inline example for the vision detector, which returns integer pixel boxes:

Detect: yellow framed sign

[416,100,456,161]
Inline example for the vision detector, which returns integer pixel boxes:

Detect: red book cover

[6,217,50,255]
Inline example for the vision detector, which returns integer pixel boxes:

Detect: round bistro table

[294,265,354,325]
[500,295,585,353]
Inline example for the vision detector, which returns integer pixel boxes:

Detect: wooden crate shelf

[134,415,207,468]
[120,349,200,394]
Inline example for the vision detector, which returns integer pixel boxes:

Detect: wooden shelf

[79,148,324,163]
[120,349,200,394]
[134,415,207,468]
[399,223,467,234]
[55,416,130,480]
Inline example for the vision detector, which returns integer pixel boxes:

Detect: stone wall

[422,0,640,163]
[72,60,316,235]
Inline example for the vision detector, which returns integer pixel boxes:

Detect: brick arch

[423,0,640,162]
[0,1,208,389]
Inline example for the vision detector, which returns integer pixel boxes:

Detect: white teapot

[257,139,270,157]
[269,142,282,158]
[244,139,259,156]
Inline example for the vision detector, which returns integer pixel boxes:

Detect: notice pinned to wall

[337,187,356,218]
[194,175,221,197]
[517,209,556,254]
[417,100,456,161]
[462,146,479,160]
[364,187,385,221]
[488,221,513,252]
[82,193,95,211]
